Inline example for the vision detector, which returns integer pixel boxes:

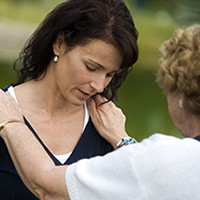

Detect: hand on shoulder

[87,94,128,148]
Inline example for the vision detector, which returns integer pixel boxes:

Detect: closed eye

[86,64,96,72]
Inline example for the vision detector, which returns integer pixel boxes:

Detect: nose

[90,76,106,93]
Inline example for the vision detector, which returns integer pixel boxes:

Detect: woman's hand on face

[0,89,24,136]
[87,95,128,149]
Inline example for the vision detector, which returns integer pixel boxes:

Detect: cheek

[168,104,173,118]
[168,103,177,122]
[169,104,178,120]
[74,70,90,84]
[168,105,183,129]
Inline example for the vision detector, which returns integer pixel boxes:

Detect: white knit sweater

[66,133,200,200]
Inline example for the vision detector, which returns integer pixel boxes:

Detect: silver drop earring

[53,55,59,62]
[178,99,183,109]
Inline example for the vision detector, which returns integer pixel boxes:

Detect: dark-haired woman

[0,0,138,199]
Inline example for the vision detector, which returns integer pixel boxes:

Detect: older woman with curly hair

[0,25,200,200]
[157,24,200,138]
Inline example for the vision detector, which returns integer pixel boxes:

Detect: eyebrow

[88,59,105,69]
[88,59,120,73]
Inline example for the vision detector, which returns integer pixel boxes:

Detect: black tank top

[0,86,113,199]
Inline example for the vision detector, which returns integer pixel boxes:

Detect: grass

[0,1,183,141]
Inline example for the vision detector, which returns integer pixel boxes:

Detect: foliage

[0,0,63,23]
[0,60,16,87]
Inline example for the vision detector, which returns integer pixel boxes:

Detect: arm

[0,90,69,199]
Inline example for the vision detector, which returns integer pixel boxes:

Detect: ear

[53,33,66,56]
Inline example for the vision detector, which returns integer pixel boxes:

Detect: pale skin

[0,90,127,199]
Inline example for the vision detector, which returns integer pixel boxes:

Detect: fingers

[87,98,97,118]
[0,89,11,100]
[92,94,108,107]
[0,89,23,122]
[93,95,119,116]
[87,98,102,126]
[0,89,4,96]
[88,95,125,125]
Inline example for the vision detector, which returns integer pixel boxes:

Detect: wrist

[115,136,137,149]
[0,119,25,139]
[0,119,24,131]
[108,131,129,149]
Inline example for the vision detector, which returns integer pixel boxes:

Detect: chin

[73,102,85,107]
[71,99,86,107]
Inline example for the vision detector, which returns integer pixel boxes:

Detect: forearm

[1,123,69,200]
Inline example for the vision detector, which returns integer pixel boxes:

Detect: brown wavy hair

[157,24,200,115]
[14,0,138,102]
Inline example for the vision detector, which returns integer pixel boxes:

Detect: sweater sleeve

[66,147,145,200]
[65,146,146,200]
[65,133,200,200]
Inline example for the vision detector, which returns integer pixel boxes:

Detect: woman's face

[53,39,122,106]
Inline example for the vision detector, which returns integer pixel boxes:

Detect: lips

[78,89,91,99]
[81,90,89,95]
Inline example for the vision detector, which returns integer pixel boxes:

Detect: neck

[15,76,84,118]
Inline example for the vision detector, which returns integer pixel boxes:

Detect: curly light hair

[157,24,200,115]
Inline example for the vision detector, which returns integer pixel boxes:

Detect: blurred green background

[1,0,200,141]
